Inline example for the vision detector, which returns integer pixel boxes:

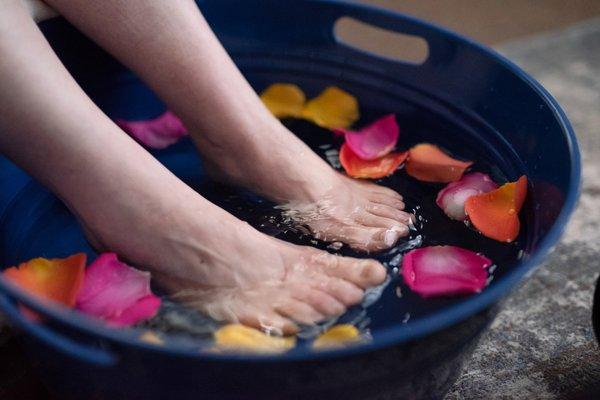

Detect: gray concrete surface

[446,18,600,400]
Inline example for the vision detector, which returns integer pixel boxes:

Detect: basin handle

[322,0,458,66]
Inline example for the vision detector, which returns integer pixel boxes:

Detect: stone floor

[446,18,600,400]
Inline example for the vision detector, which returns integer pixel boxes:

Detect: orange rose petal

[406,143,473,183]
[464,175,528,242]
[340,143,408,179]
[3,253,86,307]
[313,324,362,349]
[213,324,296,354]
[260,83,306,119]
[301,86,359,129]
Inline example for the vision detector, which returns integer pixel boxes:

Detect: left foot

[195,119,412,252]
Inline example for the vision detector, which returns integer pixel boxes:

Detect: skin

[0,0,410,334]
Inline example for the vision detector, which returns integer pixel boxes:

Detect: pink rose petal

[109,295,162,327]
[402,246,492,298]
[76,253,160,326]
[334,114,399,160]
[116,111,187,149]
[436,172,499,221]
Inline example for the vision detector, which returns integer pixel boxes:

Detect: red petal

[116,111,187,149]
[402,246,492,298]
[406,144,473,183]
[464,175,528,242]
[76,253,160,326]
[339,143,408,179]
[335,114,399,160]
[3,254,86,307]
[436,173,499,221]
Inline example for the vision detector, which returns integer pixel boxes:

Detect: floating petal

[109,294,161,327]
[335,114,399,160]
[406,144,473,183]
[116,111,187,149]
[436,173,499,221]
[402,246,492,298]
[213,324,296,354]
[339,143,408,179]
[313,324,362,349]
[259,83,306,118]
[76,253,160,326]
[464,175,528,242]
[139,331,164,345]
[3,254,86,307]
[302,87,359,129]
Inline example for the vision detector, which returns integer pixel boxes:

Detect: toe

[355,180,403,200]
[195,288,299,335]
[341,226,407,251]
[237,311,298,336]
[290,285,347,316]
[378,226,407,248]
[353,226,406,251]
[366,203,414,223]
[354,212,410,231]
[237,307,299,335]
[316,225,393,251]
[315,254,387,288]
[367,192,406,209]
[310,275,364,306]
[274,299,324,325]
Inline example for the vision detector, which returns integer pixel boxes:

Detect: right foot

[78,174,387,334]
[198,119,413,252]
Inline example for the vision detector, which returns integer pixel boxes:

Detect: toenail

[384,226,406,246]
[330,301,346,315]
[384,230,400,246]
[391,225,406,232]
[360,263,386,284]
[360,265,373,280]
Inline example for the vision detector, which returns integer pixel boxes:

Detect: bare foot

[197,121,412,252]
[79,174,386,334]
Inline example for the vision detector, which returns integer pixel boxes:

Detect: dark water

[145,110,526,346]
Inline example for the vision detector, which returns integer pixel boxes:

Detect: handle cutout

[334,17,429,65]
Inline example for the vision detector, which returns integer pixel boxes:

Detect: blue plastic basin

[0,1,580,399]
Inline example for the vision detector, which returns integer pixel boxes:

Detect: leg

[0,0,386,333]
[44,0,413,251]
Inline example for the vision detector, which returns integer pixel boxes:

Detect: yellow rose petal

[214,324,296,354]
[139,331,163,346]
[302,86,359,129]
[260,83,306,119]
[313,324,362,349]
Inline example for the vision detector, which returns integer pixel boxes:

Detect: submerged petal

[76,253,160,326]
[260,83,306,118]
[339,143,408,179]
[436,172,499,221]
[464,175,528,242]
[3,254,86,307]
[139,330,164,346]
[335,114,399,160]
[406,144,473,183]
[302,87,359,129]
[116,111,187,149]
[402,246,492,298]
[312,324,362,349]
[110,294,162,327]
[213,324,296,354]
